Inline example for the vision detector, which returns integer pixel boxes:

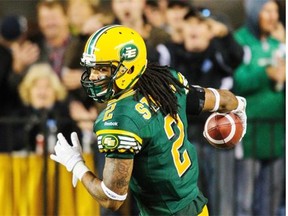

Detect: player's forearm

[81,171,124,211]
[203,88,238,113]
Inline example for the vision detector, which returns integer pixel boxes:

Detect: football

[204,112,243,149]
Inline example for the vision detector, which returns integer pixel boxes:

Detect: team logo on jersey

[120,44,138,61]
[102,135,119,150]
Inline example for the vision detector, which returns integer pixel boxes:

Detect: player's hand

[50,132,84,187]
[231,96,247,140]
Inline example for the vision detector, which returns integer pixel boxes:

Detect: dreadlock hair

[134,62,186,120]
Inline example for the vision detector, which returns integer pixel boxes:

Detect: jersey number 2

[164,115,191,177]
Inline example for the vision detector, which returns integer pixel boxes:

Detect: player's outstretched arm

[50,132,133,211]
[186,86,246,139]
[202,88,239,113]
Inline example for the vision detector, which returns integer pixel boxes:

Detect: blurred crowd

[0,0,285,216]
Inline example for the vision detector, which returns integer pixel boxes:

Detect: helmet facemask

[80,59,128,103]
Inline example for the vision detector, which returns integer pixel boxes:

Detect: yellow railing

[0,153,100,216]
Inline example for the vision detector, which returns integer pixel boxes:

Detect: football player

[50,25,246,216]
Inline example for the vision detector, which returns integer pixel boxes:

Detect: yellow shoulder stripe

[96,129,142,144]
[108,89,136,105]
[177,72,184,84]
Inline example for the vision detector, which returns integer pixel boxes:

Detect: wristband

[208,88,220,112]
[72,161,90,181]
[101,181,127,201]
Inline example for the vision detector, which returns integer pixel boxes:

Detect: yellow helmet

[80,25,147,102]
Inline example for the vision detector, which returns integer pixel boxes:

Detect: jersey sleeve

[95,112,143,159]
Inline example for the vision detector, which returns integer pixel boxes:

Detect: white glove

[50,132,89,187]
[231,96,247,141]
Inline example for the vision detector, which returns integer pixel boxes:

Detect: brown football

[204,112,243,149]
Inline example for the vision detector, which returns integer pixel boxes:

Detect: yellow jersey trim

[108,89,136,105]
[96,129,142,144]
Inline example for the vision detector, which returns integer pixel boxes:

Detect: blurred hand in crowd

[266,58,286,84]
[206,18,229,38]
[69,100,98,131]
[81,14,104,35]
[11,41,40,74]
[61,68,82,90]
[270,22,285,43]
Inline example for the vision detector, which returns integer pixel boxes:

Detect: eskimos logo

[102,135,119,150]
[120,44,138,61]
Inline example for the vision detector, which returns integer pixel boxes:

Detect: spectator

[159,9,243,86]
[143,0,172,49]
[0,15,39,152]
[145,0,169,29]
[165,0,191,44]
[34,0,71,77]
[0,15,39,117]
[14,63,81,153]
[157,8,244,215]
[67,0,98,36]
[233,0,285,215]
[144,0,166,29]
[111,0,146,36]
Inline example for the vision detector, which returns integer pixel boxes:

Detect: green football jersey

[94,70,207,215]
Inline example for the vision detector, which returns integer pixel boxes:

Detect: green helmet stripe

[86,25,120,55]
